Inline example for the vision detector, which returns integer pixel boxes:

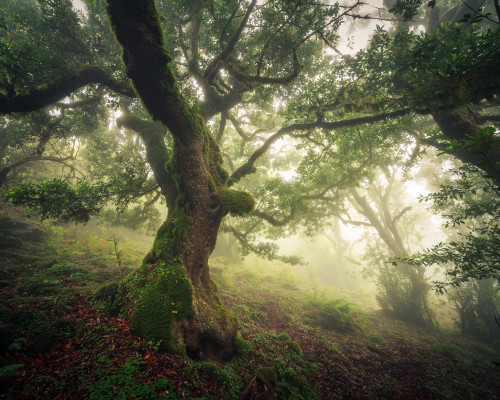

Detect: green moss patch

[129,263,193,353]
[220,188,255,217]
[91,282,124,317]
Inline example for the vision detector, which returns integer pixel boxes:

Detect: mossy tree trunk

[106,0,254,360]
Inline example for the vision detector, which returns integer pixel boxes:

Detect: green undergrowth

[0,211,149,363]
[85,354,181,400]
[1,214,500,399]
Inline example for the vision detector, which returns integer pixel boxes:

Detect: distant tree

[401,164,499,289]
[341,167,436,327]
[447,278,500,344]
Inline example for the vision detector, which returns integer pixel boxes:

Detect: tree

[2,0,497,359]
[345,0,500,182]
[341,168,435,327]
[401,163,500,289]
[4,0,391,360]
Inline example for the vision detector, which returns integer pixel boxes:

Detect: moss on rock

[220,188,255,217]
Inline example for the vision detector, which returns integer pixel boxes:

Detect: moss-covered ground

[0,215,499,399]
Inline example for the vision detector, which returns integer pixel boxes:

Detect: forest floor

[0,220,499,399]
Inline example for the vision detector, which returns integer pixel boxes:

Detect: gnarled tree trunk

[106,0,254,360]
[432,107,500,184]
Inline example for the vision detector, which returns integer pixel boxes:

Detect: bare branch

[228,113,251,141]
[392,206,412,224]
[216,112,228,144]
[338,215,371,227]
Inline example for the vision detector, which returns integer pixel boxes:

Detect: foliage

[447,278,500,345]
[86,355,180,400]
[0,363,24,378]
[3,178,111,223]
[354,19,500,110]
[401,164,499,290]
[306,297,365,333]
[439,126,500,176]
[389,0,436,20]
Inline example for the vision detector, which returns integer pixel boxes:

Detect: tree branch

[478,114,500,124]
[252,208,296,227]
[203,0,257,84]
[337,215,371,227]
[225,47,303,85]
[228,108,412,186]
[0,65,134,114]
[116,111,177,207]
[392,206,412,224]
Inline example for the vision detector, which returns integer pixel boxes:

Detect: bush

[306,298,364,333]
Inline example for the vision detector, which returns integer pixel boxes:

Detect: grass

[0,214,499,399]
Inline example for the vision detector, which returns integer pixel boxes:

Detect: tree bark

[106,0,254,360]
[349,188,433,327]
[432,108,500,184]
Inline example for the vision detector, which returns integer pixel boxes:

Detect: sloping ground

[0,222,499,399]
[215,264,500,399]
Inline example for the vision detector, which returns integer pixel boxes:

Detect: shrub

[306,298,364,333]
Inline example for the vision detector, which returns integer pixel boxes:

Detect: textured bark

[106,0,244,360]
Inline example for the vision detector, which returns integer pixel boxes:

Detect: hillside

[0,216,499,399]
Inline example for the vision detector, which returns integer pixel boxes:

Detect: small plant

[367,333,386,345]
[86,355,181,399]
[277,332,291,342]
[110,235,124,284]
[306,297,364,333]
[0,364,24,378]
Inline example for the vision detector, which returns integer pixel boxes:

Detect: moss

[255,366,277,389]
[205,133,229,189]
[91,282,124,317]
[220,188,255,216]
[151,211,191,260]
[289,340,302,355]
[192,286,238,358]
[233,332,251,357]
[129,263,193,353]
[277,332,291,342]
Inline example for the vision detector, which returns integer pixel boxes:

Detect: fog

[1,0,499,398]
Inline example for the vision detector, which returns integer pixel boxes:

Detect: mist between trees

[0,0,499,398]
